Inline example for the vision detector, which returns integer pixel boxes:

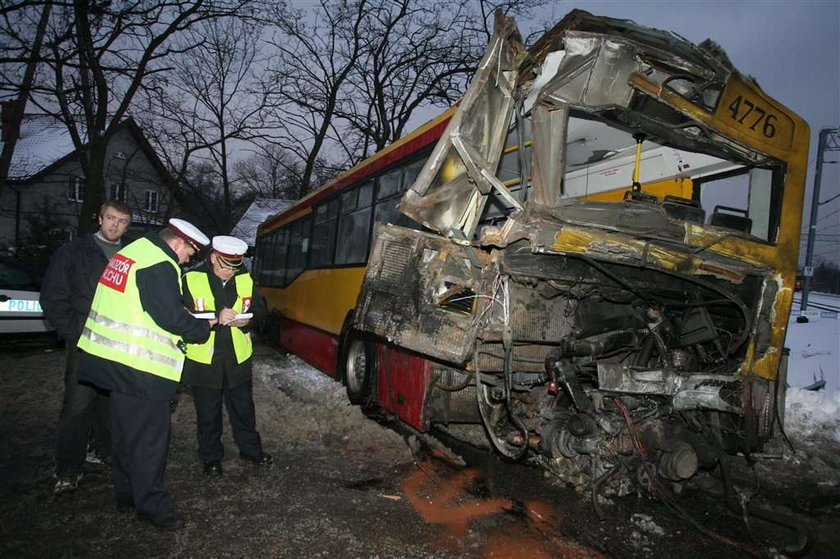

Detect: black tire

[342,329,375,407]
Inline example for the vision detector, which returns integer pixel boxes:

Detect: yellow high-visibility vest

[77,237,185,381]
[184,271,253,365]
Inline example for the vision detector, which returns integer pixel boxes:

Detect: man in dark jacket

[181,236,271,476]
[41,200,132,494]
[77,218,214,531]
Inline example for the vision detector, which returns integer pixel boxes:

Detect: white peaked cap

[167,218,210,250]
[212,235,248,259]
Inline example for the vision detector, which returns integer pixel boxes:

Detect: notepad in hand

[191,312,216,319]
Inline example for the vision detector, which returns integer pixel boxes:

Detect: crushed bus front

[354,10,808,501]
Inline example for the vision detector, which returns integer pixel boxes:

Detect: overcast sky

[533,1,840,264]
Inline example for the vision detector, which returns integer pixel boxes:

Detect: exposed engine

[357,220,783,498]
[428,238,778,498]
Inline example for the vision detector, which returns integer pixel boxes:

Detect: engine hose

[433,369,473,391]
[473,346,528,461]
[579,255,654,305]
[718,453,811,556]
[505,345,530,455]
[591,465,621,521]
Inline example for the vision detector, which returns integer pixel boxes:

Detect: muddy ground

[1,339,839,558]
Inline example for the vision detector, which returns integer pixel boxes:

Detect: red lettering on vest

[99,254,135,293]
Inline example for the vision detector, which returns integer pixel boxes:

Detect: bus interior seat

[709,205,752,233]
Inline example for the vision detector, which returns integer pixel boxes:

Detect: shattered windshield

[483,114,783,243]
[400,10,787,247]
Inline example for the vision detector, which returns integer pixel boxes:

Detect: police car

[0,256,53,334]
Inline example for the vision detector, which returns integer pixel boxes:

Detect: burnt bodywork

[354,11,807,498]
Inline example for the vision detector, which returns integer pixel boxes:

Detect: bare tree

[467,0,548,42]
[232,143,339,201]
[138,14,268,232]
[0,0,52,196]
[0,0,253,233]
[260,0,369,194]
[233,145,301,199]
[339,0,549,159]
[261,0,547,189]
[335,0,483,160]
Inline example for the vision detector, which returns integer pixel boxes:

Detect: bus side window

[271,228,288,287]
[259,229,275,287]
[286,216,311,284]
[403,158,425,192]
[310,199,339,268]
[252,238,262,282]
[336,182,374,265]
[378,169,401,200]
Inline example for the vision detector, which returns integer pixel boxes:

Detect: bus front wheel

[343,331,375,407]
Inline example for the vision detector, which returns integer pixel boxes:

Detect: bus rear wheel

[343,331,375,407]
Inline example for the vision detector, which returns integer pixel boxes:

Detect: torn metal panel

[355,224,488,365]
[399,13,527,240]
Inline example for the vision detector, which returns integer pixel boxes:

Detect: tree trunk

[78,140,107,234]
[0,1,52,196]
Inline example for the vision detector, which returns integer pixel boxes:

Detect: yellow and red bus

[256,10,809,497]
[254,104,453,382]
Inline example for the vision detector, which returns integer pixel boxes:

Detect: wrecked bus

[256,10,809,502]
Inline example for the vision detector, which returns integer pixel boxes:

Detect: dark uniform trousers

[191,354,262,462]
[110,391,174,517]
[55,345,110,474]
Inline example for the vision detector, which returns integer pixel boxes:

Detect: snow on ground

[785,387,840,443]
[784,292,840,441]
[786,292,840,391]
[252,351,413,462]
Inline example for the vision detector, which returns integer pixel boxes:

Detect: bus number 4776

[728,94,777,138]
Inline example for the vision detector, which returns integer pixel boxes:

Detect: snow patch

[785,388,840,442]
[786,292,839,391]
[630,513,666,536]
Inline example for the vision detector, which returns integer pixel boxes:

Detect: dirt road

[1,341,838,557]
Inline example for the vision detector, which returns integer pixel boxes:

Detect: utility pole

[800,127,840,317]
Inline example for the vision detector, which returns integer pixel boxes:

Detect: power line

[801,206,840,232]
[815,206,840,223]
[819,192,840,206]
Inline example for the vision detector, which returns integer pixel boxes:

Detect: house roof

[2,114,172,185]
[2,114,75,179]
[231,198,294,247]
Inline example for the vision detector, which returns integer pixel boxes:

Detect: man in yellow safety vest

[77,218,214,531]
[181,235,272,477]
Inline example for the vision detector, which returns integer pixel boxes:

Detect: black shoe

[239,452,273,466]
[116,497,135,513]
[203,460,223,476]
[138,511,185,531]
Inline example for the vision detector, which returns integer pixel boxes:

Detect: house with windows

[0,104,172,251]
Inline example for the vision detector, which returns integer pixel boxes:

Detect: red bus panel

[280,319,340,379]
[375,345,432,432]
